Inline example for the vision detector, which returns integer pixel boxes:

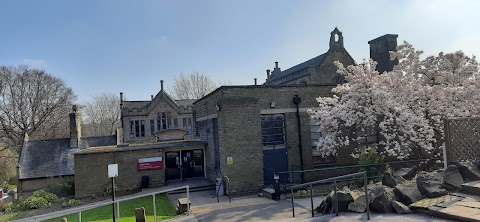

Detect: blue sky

[1,0,479,102]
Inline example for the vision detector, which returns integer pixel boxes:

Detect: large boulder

[416,173,447,198]
[330,191,356,213]
[443,165,464,191]
[382,172,397,188]
[394,185,422,205]
[394,167,417,180]
[392,200,411,214]
[456,162,480,182]
[316,199,331,215]
[348,191,376,213]
[371,188,396,213]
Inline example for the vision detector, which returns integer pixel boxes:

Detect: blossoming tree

[308,42,480,160]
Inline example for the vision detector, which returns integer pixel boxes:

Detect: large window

[157,112,172,130]
[261,114,286,148]
[130,120,145,138]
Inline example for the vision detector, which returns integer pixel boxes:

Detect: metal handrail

[12,185,190,222]
[291,172,370,220]
[216,175,232,203]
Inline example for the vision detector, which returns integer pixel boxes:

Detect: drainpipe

[293,95,304,183]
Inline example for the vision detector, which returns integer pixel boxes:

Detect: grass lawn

[45,194,176,222]
[0,211,29,222]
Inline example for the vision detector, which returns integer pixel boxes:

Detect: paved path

[168,191,452,222]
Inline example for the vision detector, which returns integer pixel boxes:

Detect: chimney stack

[120,92,123,108]
[275,62,279,69]
[368,34,399,73]
[69,105,82,149]
[254,78,257,86]
[160,80,164,91]
[266,69,271,79]
[151,95,154,100]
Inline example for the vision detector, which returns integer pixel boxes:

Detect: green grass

[0,211,29,222]
[45,194,176,222]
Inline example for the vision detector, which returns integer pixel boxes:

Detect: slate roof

[19,138,73,180]
[266,53,326,84]
[19,136,117,180]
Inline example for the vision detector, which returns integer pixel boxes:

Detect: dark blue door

[263,148,288,185]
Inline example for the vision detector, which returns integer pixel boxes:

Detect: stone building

[19,106,117,197]
[264,28,355,85]
[120,80,195,144]
[192,85,358,194]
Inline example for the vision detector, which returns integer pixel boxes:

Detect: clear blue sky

[1,0,479,102]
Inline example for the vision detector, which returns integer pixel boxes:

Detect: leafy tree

[82,93,121,137]
[309,42,480,160]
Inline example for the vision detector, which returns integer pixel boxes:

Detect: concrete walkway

[168,191,452,222]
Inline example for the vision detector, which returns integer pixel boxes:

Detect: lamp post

[293,95,304,183]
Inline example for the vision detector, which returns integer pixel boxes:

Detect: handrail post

[187,185,190,214]
[310,184,314,217]
[79,211,82,222]
[117,202,120,222]
[334,180,338,216]
[291,187,295,217]
[364,172,370,220]
[153,194,157,222]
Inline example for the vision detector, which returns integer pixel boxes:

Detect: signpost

[108,164,118,222]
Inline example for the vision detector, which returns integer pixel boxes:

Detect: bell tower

[329,27,344,52]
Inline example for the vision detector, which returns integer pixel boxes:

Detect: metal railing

[216,175,231,203]
[12,185,190,222]
[290,172,370,220]
[278,157,442,192]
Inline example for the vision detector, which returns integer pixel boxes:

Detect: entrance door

[165,151,181,180]
[181,149,204,179]
[263,148,288,185]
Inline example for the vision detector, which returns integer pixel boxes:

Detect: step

[461,180,480,196]
[262,188,280,200]
[167,185,216,194]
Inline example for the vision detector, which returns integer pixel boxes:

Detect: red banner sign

[137,157,163,171]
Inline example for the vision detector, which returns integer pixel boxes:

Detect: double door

[165,149,204,180]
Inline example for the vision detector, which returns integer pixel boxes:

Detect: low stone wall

[20,176,74,197]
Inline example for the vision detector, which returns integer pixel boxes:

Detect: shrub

[20,196,50,209]
[3,202,15,213]
[62,199,81,208]
[46,182,75,197]
[358,145,384,182]
[32,190,58,203]
[103,184,119,196]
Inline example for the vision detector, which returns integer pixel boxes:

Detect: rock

[393,167,417,180]
[456,162,480,182]
[394,185,422,205]
[316,199,331,215]
[330,191,355,213]
[348,193,374,213]
[369,185,386,200]
[443,165,464,191]
[382,172,398,188]
[416,173,447,198]
[392,200,411,214]
[394,175,407,184]
[371,188,396,213]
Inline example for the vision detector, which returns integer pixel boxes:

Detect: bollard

[135,207,146,222]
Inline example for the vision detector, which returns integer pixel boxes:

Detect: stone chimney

[272,62,281,75]
[160,80,164,95]
[120,92,123,108]
[254,78,257,86]
[151,95,154,100]
[266,69,271,79]
[368,34,399,73]
[69,105,82,149]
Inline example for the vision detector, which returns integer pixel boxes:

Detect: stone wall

[74,149,166,198]
[193,85,357,193]
[20,176,74,197]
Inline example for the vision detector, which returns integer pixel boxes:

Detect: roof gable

[266,53,326,84]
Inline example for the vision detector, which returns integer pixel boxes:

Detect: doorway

[166,149,204,181]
